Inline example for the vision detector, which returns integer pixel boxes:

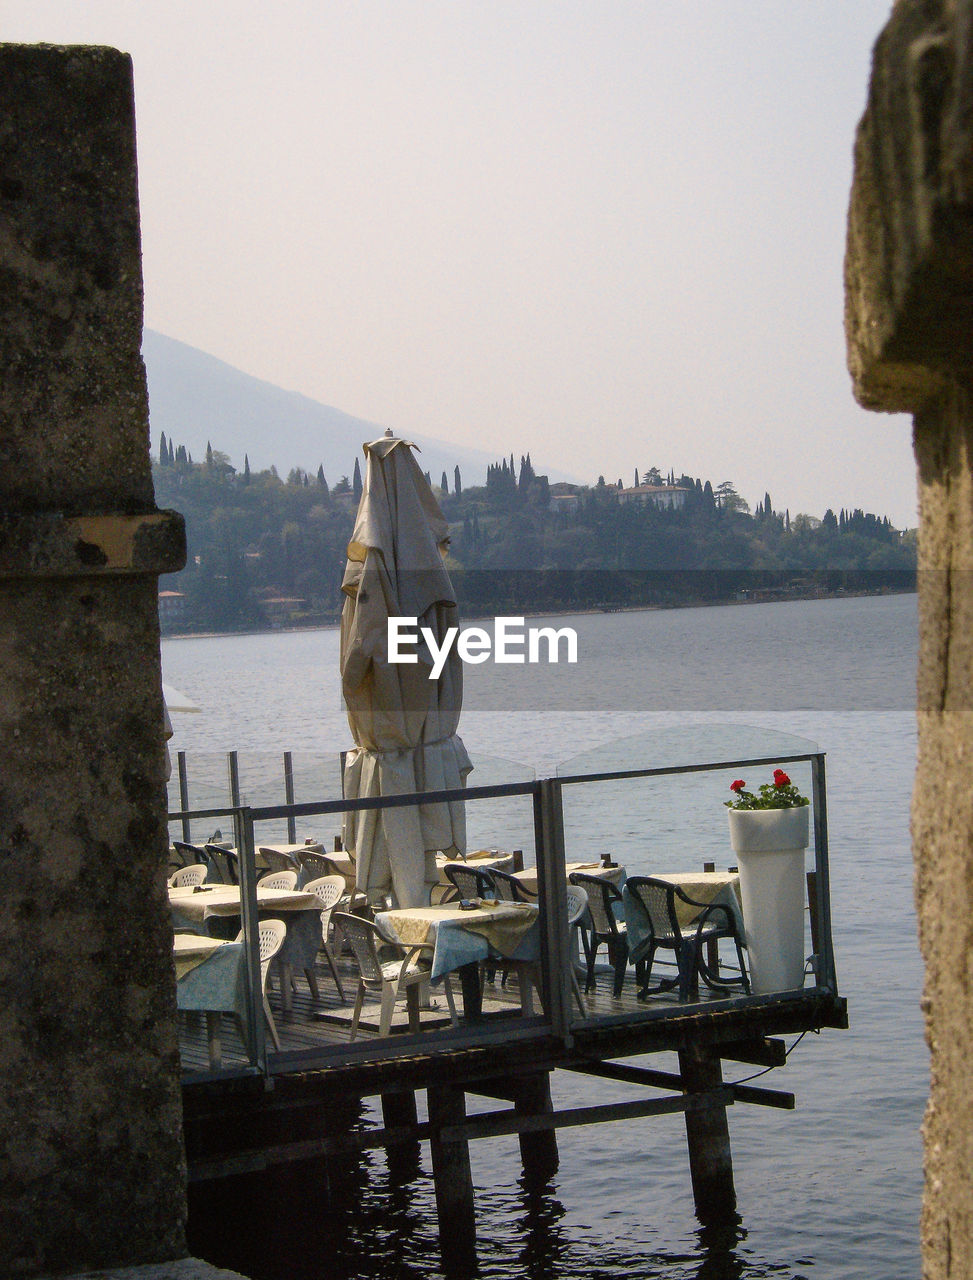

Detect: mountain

[142,330,535,489]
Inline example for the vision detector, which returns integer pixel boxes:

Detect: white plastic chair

[330,911,457,1040]
[302,874,348,1003]
[259,870,298,892]
[233,918,288,1051]
[566,885,590,1017]
[169,864,207,888]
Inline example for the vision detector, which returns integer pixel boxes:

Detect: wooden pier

[172,749,847,1269]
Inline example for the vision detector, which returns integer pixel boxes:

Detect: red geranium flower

[773,769,791,787]
[730,779,746,793]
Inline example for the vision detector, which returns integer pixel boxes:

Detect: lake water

[164,592,924,1280]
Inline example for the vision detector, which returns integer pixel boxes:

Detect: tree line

[154,434,916,634]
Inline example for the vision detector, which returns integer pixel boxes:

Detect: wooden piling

[514,1072,559,1184]
[381,1089,420,1178]
[678,1044,736,1219]
[427,1084,476,1268]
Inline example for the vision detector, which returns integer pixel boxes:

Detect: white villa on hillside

[616,484,689,510]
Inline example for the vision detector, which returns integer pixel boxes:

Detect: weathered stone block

[845,5,973,1278]
[845,0,973,412]
[0,43,187,1276]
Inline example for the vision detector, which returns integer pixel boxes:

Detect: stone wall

[845,4,973,1276]
[0,45,187,1274]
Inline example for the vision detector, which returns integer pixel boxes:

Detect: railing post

[535,777,571,1042]
[810,753,836,991]
[177,750,191,843]
[227,751,241,808]
[234,805,267,1071]
[283,751,296,844]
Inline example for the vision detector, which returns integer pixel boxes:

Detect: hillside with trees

[154,437,916,635]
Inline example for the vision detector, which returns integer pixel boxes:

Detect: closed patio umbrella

[340,431,472,908]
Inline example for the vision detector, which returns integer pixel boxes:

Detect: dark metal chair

[205,843,240,885]
[295,850,340,887]
[487,867,537,902]
[258,847,301,878]
[568,872,645,998]
[442,862,497,901]
[624,875,750,1002]
[173,840,227,884]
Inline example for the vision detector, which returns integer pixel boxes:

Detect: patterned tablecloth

[375,901,539,981]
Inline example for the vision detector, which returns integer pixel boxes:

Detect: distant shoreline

[161,584,916,644]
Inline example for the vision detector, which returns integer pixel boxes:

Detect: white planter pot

[727,806,810,995]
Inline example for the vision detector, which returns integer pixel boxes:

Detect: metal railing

[168,748,836,1081]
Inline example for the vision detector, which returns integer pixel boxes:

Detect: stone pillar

[0,44,187,1274]
[845,6,973,1277]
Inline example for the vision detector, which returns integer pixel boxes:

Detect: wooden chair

[624,875,750,1002]
[328,912,456,1040]
[568,871,645,998]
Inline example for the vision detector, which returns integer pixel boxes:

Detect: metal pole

[227,751,241,808]
[235,805,267,1071]
[810,753,836,992]
[283,751,296,844]
[536,778,571,1043]
[177,750,191,843]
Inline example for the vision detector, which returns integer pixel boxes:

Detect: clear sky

[2,2,916,526]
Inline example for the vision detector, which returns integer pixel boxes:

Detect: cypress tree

[243,454,251,483]
[353,457,363,501]
[441,470,448,493]
[159,431,168,465]
[454,465,462,496]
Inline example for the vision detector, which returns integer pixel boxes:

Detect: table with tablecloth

[173,934,247,1068]
[622,870,743,971]
[514,860,626,895]
[375,900,538,980]
[436,850,514,884]
[169,884,324,1009]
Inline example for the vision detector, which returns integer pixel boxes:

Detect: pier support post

[515,1071,560,1184]
[381,1089,420,1178]
[678,1045,736,1219]
[427,1084,476,1270]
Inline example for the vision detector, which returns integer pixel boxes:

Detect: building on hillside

[260,596,308,628]
[157,590,187,630]
[616,484,689,511]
